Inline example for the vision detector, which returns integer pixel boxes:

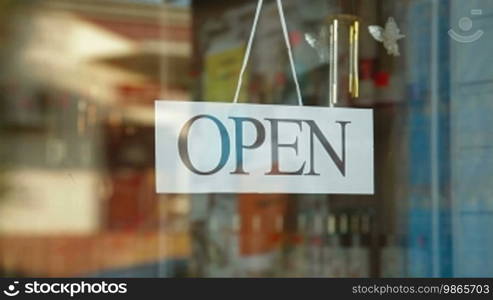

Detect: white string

[276,0,303,106]
[233,0,304,106]
[233,0,263,104]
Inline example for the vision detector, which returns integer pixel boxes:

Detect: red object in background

[289,31,303,47]
[104,125,157,231]
[275,72,286,86]
[360,59,391,87]
[106,170,158,231]
[238,194,287,256]
[117,83,161,106]
[374,71,390,87]
[359,59,375,81]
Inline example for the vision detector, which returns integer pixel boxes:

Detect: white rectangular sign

[155,101,373,194]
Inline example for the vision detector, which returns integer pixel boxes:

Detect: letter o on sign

[178,115,230,175]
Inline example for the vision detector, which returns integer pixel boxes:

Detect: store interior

[0,0,492,277]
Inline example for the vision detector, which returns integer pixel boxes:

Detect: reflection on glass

[0,0,493,278]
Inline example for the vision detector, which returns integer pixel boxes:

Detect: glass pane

[0,0,492,278]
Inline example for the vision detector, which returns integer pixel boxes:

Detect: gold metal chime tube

[327,15,360,107]
[349,20,359,99]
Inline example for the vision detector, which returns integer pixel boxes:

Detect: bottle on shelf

[324,214,347,277]
[347,214,370,277]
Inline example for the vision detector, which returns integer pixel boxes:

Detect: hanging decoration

[369,17,405,57]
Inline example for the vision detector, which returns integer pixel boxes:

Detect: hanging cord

[233,0,304,106]
[233,0,263,104]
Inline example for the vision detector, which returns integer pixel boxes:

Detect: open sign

[155,101,373,194]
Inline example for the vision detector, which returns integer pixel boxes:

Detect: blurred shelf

[0,231,190,277]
